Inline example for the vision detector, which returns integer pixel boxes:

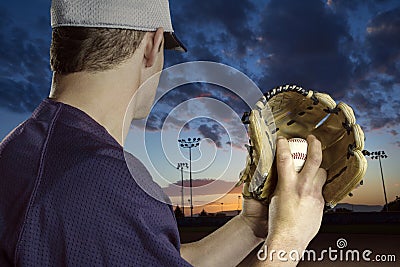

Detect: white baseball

[288,138,308,172]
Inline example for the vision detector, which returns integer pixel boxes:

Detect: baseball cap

[51,0,187,52]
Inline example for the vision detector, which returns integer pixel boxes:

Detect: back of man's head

[50,0,186,74]
[51,27,145,74]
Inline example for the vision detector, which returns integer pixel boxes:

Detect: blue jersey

[0,99,192,267]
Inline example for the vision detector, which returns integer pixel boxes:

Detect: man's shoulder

[41,140,137,200]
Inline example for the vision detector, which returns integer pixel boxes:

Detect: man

[0,0,326,266]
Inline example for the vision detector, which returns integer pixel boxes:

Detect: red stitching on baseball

[288,138,307,143]
[291,152,307,160]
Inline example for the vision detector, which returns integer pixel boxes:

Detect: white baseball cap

[51,0,187,52]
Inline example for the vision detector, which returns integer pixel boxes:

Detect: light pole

[237,195,241,212]
[221,202,224,213]
[363,150,389,211]
[178,137,201,217]
[177,163,188,217]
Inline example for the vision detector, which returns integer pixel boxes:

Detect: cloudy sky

[1,0,399,211]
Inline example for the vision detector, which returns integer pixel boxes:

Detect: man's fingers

[276,136,296,184]
[314,168,327,190]
[300,135,322,181]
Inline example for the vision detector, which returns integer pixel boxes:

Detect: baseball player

[0,1,328,266]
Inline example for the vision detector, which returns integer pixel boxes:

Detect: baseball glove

[236,84,367,208]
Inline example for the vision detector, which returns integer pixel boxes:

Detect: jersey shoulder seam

[14,104,63,262]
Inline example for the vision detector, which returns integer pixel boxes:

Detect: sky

[0,0,399,214]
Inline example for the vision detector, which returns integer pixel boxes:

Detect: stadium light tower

[178,137,201,217]
[363,150,389,211]
[176,162,188,217]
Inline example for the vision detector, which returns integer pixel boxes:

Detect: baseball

[287,138,308,172]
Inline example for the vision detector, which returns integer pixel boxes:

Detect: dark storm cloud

[340,6,400,132]
[389,129,398,136]
[171,0,256,52]
[257,0,353,98]
[366,7,400,80]
[346,88,400,132]
[0,6,51,113]
[369,114,400,130]
[328,0,372,12]
[144,82,250,132]
[165,31,224,67]
[328,0,399,14]
[165,0,258,68]
[198,123,226,148]
[145,112,168,131]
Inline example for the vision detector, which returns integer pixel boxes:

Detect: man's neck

[49,64,140,146]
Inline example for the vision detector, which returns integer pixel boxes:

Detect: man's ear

[144,27,164,68]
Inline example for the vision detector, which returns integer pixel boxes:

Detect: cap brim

[164,32,187,52]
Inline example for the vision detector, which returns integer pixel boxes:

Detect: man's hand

[182,135,326,267]
[237,135,327,267]
[267,135,327,254]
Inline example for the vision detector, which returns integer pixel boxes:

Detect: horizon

[176,202,387,216]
